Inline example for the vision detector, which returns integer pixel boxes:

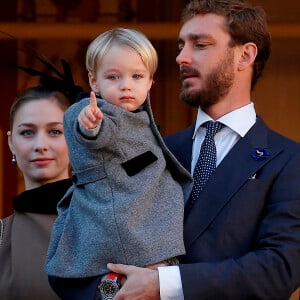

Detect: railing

[1,22,300,40]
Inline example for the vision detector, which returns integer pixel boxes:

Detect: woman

[0,86,73,299]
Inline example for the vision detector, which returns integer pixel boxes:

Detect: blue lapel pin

[251,148,270,161]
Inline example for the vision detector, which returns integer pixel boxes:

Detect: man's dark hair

[181,0,271,89]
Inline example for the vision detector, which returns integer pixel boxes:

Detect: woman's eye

[49,129,63,136]
[20,130,33,137]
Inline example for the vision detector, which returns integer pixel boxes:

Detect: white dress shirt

[158,102,256,299]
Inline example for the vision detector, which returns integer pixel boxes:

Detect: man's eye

[177,41,184,51]
[195,43,206,49]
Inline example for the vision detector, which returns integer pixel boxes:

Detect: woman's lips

[31,158,53,166]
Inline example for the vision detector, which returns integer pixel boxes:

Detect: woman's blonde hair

[86,28,158,78]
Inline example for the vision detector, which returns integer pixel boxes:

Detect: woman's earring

[11,154,17,164]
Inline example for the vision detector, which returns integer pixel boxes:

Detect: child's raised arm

[78,91,103,129]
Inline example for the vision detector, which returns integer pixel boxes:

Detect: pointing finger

[90,91,98,112]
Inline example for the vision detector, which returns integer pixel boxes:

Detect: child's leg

[164,256,180,266]
[48,275,100,300]
[147,257,180,270]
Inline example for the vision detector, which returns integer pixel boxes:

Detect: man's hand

[107,263,160,300]
[78,91,103,129]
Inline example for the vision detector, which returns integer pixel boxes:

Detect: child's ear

[238,42,257,71]
[148,78,154,90]
[88,72,100,94]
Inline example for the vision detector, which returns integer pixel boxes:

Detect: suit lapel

[184,117,284,248]
[177,126,194,173]
[165,124,194,173]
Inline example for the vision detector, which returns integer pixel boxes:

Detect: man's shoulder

[250,116,300,152]
[164,124,195,144]
[268,128,300,151]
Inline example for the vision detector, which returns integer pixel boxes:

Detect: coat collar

[13,179,72,214]
[184,117,283,247]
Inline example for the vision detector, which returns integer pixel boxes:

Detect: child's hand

[78,91,103,129]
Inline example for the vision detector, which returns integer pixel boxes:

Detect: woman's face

[7,98,70,190]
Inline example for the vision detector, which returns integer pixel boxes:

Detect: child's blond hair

[86,28,158,79]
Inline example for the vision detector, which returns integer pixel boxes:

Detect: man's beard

[180,48,235,108]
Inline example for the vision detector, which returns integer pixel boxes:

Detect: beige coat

[0,213,59,299]
[0,179,72,299]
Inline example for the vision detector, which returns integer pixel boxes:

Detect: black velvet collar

[13,179,73,214]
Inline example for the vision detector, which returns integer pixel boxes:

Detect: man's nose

[176,46,192,65]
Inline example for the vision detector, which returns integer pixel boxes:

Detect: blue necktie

[190,121,223,206]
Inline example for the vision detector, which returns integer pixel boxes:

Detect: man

[108,0,300,299]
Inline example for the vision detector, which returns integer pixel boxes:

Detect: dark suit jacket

[164,117,300,299]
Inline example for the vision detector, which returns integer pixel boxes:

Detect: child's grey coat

[46,97,193,278]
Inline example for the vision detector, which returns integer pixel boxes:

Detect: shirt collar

[193,102,256,139]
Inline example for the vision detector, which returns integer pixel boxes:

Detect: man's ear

[88,72,100,94]
[238,42,257,71]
